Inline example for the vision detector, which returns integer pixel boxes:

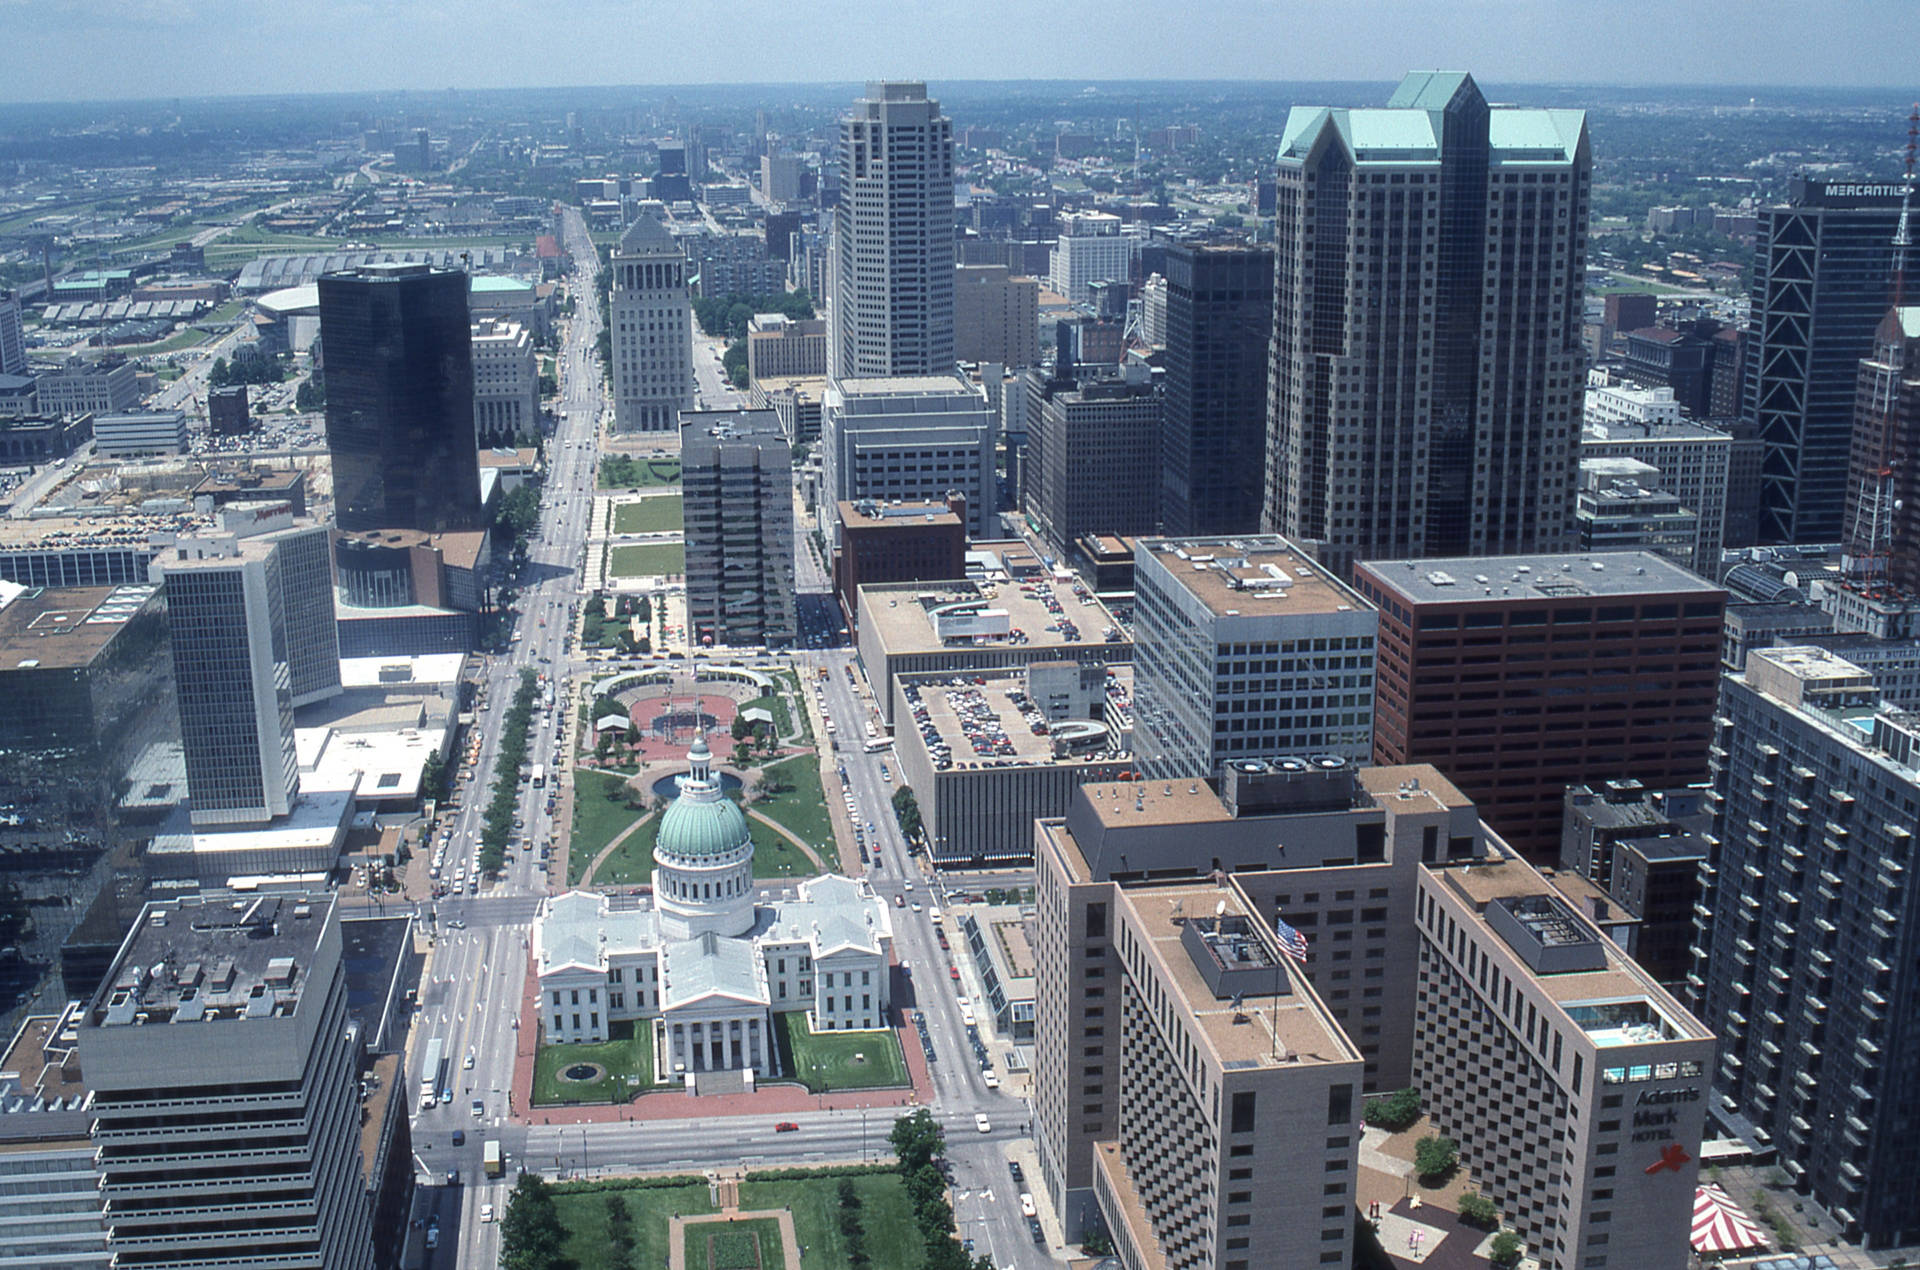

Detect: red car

[950,966,961,981]
[774,1122,799,1133]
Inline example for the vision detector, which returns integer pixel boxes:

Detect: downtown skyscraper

[1160,242,1273,537]
[319,262,483,533]
[1263,72,1590,577]
[831,82,955,380]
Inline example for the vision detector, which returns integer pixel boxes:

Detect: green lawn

[114,326,215,355]
[569,769,647,883]
[552,1181,713,1270]
[532,1018,657,1105]
[775,1011,910,1092]
[601,455,683,489]
[738,1173,926,1270]
[750,755,835,856]
[692,1217,785,1270]
[608,543,686,578]
[613,495,685,535]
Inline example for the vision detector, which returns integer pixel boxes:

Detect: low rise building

[34,358,139,418]
[207,384,251,436]
[745,313,827,383]
[0,411,92,463]
[92,410,187,458]
[892,664,1133,865]
[751,373,824,445]
[855,572,1130,728]
[1560,782,1709,988]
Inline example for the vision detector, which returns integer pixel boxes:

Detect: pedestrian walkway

[578,811,655,887]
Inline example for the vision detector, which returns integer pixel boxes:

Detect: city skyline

[2,1,1917,104]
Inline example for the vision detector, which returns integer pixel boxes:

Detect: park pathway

[668,1205,802,1270]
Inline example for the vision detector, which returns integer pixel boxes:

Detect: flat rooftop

[832,374,974,397]
[754,374,824,397]
[335,526,489,571]
[860,577,1125,656]
[901,666,1132,770]
[1358,550,1721,604]
[1124,879,1359,1069]
[0,1008,89,1107]
[1434,858,1711,1036]
[1073,778,1235,834]
[1138,536,1370,619]
[90,891,334,1029]
[839,498,962,531]
[0,582,159,671]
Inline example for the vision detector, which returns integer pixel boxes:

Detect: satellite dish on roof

[1215,899,1226,918]
[1783,570,1800,590]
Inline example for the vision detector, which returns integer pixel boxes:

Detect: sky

[1,0,1914,103]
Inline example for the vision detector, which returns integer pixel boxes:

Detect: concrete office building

[759,152,802,203]
[155,510,342,827]
[1033,761,1473,1248]
[1561,782,1708,988]
[1265,73,1589,576]
[1160,243,1273,538]
[821,375,993,542]
[470,316,539,444]
[78,891,376,1269]
[1691,646,1920,1247]
[855,570,1131,728]
[681,409,795,648]
[832,82,955,380]
[754,374,825,445]
[0,287,24,376]
[833,497,967,624]
[686,232,786,302]
[953,264,1040,368]
[1049,212,1131,305]
[34,358,139,418]
[92,409,187,458]
[1581,412,1732,576]
[1746,179,1907,543]
[1574,457,1700,568]
[746,312,827,383]
[1133,535,1377,781]
[1024,366,1161,557]
[319,262,484,533]
[1354,551,1723,860]
[609,214,694,433]
[1415,854,1714,1270]
[1139,273,1168,348]
[0,1008,109,1270]
[892,664,1133,865]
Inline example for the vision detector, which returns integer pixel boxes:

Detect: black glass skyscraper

[319,263,482,533]
[1160,242,1273,537]
[1744,178,1904,544]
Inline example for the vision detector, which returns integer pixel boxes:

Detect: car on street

[470,1099,484,1118]
[1008,1160,1024,1184]
[463,1052,474,1069]
[910,902,922,913]
[451,1130,465,1146]
[975,1113,991,1133]
[1028,1216,1046,1244]
[1020,1193,1036,1217]
[440,1088,452,1104]
[480,1204,495,1223]
[774,1121,799,1133]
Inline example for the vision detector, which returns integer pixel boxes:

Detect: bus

[863,737,893,754]
[418,1038,446,1110]
[531,764,546,788]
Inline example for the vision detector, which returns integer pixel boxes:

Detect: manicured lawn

[738,1171,926,1270]
[693,1217,784,1269]
[613,495,684,535]
[609,543,685,578]
[601,455,683,488]
[532,1018,656,1106]
[750,755,835,857]
[569,769,647,884]
[552,1181,713,1270]
[775,1011,910,1092]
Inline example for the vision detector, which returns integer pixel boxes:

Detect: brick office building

[1352,551,1724,860]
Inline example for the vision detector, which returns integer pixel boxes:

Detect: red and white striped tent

[1692,1183,1769,1255]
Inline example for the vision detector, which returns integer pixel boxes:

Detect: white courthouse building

[532,740,893,1078]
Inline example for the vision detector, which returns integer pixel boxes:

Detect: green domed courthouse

[533,739,894,1080]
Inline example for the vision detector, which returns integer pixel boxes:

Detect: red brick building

[833,496,967,626]
[1352,551,1724,860]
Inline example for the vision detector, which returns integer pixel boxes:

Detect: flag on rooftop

[1274,915,1310,963]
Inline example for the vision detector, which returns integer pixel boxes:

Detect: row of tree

[208,355,287,388]
[478,669,539,874]
[691,289,814,342]
[889,1109,997,1270]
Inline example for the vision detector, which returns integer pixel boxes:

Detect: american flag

[1273,915,1310,963]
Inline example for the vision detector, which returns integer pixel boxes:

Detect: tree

[421,750,449,803]
[892,785,922,841]
[1457,1192,1499,1228]
[499,1173,568,1270]
[1363,1086,1422,1131]
[1489,1231,1524,1267]
[1413,1134,1458,1182]
[731,713,751,741]
[295,374,324,412]
[890,1107,945,1173]
[723,339,748,387]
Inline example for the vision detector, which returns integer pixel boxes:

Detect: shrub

[1413,1134,1458,1181]
[1363,1087,1422,1131]
[1457,1192,1499,1228]
[1489,1230,1524,1267]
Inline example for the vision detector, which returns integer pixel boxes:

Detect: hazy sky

[2,0,1913,103]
